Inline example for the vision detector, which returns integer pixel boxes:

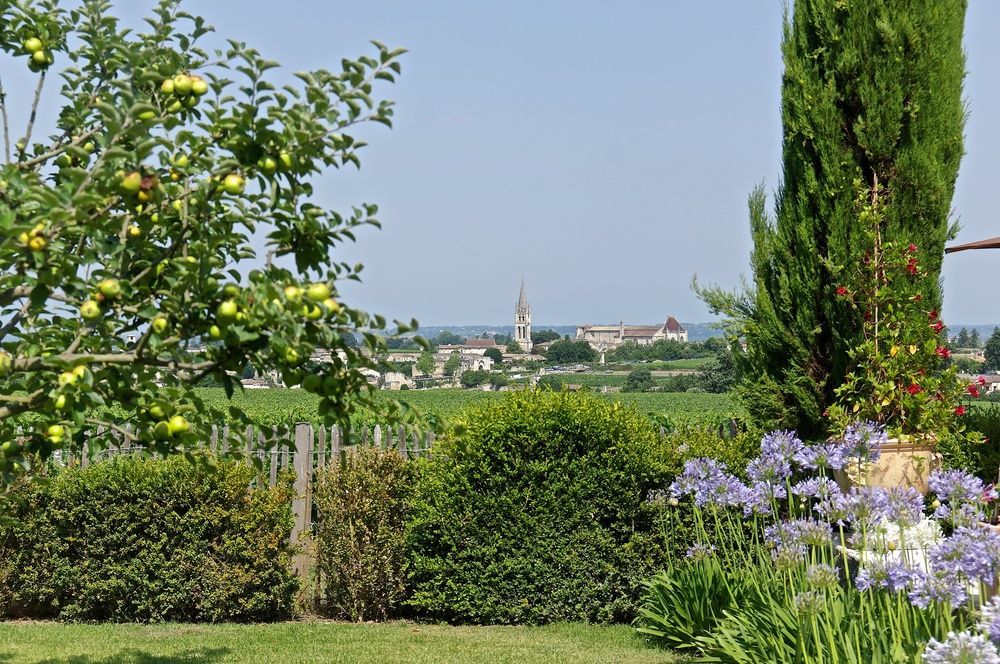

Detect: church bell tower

[514,279,532,352]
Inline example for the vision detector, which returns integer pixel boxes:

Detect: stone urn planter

[834,436,940,494]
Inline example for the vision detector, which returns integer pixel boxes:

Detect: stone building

[575,316,688,349]
[514,279,532,352]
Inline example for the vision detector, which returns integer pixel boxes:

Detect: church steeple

[514,278,532,352]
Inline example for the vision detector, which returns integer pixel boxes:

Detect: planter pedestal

[834,438,940,494]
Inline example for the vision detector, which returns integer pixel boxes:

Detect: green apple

[222,173,245,195]
[46,424,65,441]
[72,365,87,379]
[165,99,183,114]
[208,325,222,340]
[152,316,168,334]
[172,153,189,168]
[223,284,240,297]
[137,110,157,121]
[148,404,166,420]
[58,371,77,387]
[322,375,339,397]
[259,156,277,174]
[167,415,190,435]
[83,141,95,153]
[160,78,175,95]
[302,374,322,393]
[28,236,46,251]
[303,304,322,320]
[191,76,208,96]
[323,298,341,314]
[172,73,193,95]
[284,347,300,365]
[306,283,331,302]
[129,224,141,238]
[185,95,198,108]
[80,299,101,320]
[216,300,238,323]
[97,278,121,298]
[0,351,11,377]
[279,151,294,170]
[120,171,142,194]
[0,440,18,456]
[284,285,302,302]
[54,394,68,410]
[153,420,172,441]
[31,50,47,65]
[23,37,43,54]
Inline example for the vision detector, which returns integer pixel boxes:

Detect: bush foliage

[404,390,668,624]
[314,446,414,621]
[0,457,296,622]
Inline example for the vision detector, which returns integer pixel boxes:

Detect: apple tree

[0,0,411,488]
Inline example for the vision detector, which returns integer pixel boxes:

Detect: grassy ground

[0,621,681,664]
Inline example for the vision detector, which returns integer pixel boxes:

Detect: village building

[514,279,532,353]
[575,316,688,349]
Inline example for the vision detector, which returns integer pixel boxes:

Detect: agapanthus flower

[979,597,1000,645]
[805,563,839,589]
[815,492,851,525]
[747,454,791,486]
[923,632,1000,664]
[930,469,986,507]
[930,526,1000,584]
[885,486,925,528]
[855,560,920,593]
[909,571,967,608]
[670,458,748,509]
[685,542,715,561]
[794,443,846,471]
[793,590,825,616]
[759,430,804,466]
[839,421,885,465]
[771,543,806,572]
[846,486,889,527]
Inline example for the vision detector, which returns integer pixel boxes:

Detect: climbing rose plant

[0,0,411,489]
[828,181,978,441]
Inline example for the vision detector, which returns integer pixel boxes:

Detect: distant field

[602,358,713,371]
[184,387,742,427]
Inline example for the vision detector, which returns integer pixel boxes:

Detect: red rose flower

[906,258,919,275]
[968,384,981,398]
[835,286,848,296]
[979,376,988,386]
[929,309,939,320]
[906,383,922,395]
[907,244,918,254]
[955,405,967,416]
[935,346,951,359]
[930,321,945,334]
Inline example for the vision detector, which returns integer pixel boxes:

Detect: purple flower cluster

[794,442,847,471]
[980,597,1000,645]
[670,458,746,508]
[929,526,1000,585]
[923,632,1000,664]
[839,421,886,464]
[884,486,925,528]
[854,560,919,593]
[929,469,988,526]
[908,571,968,608]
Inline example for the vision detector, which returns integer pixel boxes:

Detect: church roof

[464,338,498,348]
[516,278,530,313]
[663,316,685,333]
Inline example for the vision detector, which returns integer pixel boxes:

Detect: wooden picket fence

[26,422,434,581]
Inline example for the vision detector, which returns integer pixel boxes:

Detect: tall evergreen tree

[956,328,972,348]
[971,328,982,348]
[700,0,966,437]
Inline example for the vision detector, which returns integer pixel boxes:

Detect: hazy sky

[11,2,1000,326]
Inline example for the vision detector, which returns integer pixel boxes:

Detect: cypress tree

[700,0,966,437]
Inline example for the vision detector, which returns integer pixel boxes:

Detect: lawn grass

[0,620,681,664]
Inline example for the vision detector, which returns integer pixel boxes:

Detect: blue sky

[12,2,1000,326]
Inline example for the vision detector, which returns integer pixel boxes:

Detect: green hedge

[0,456,297,622]
[404,390,669,624]
[314,446,414,621]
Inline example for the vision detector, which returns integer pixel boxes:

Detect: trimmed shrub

[314,446,414,621]
[0,456,297,622]
[404,389,669,624]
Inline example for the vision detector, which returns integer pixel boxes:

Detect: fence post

[291,422,314,585]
